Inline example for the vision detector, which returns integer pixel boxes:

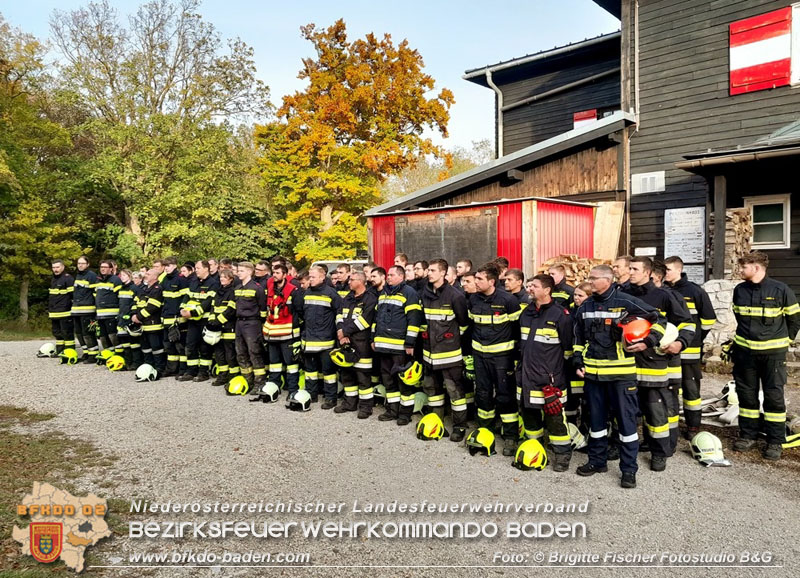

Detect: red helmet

[620,316,652,343]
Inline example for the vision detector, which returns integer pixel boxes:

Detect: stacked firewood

[538,255,612,285]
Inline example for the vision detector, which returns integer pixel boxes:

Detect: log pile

[538,255,612,285]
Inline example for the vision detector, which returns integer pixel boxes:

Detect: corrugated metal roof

[366,110,635,217]
[682,117,800,160]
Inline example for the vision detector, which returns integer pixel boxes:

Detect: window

[744,194,791,249]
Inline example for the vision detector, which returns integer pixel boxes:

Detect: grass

[0,320,50,342]
[0,405,144,576]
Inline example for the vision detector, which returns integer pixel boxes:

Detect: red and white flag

[730,7,792,95]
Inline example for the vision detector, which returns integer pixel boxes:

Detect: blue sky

[2,0,619,152]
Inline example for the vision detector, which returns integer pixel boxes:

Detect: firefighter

[234,261,267,391]
[130,268,165,377]
[368,267,388,406]
[626,257,694,472]
[115,269,142,370]
[208,258,220,283]
[548,264,575,309]
[49,259,75,356]
[264,263,299,397]
[565,282,593,427]
[730,251,800,461]
[335,270,378,417]
[208,269,239,386]
[95,259,122,357]
[573,264,665,489]
[460,271,477,418]
[504,268,532,307]
[159,257,189,378]
[179,260,219,382]
[518,274,574,471]
[613,255,632,288]
[420,259,469,441]
[253,261,271,290]
[454,259,472,291]
[334,264,351,298]
[664,256,717,442]
[373,265,423,425]
[293,266,342,408]
[468,262,523,456]
[71,256,99,363]
[410,261,428,293]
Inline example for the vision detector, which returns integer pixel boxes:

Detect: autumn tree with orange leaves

[256,19,454,262]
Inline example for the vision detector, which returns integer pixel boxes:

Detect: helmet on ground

[513,439,548,471]
[466,428,496,456]
[106,355,125,371]
[655,322,679,354]
[227,375,250,396]
[395,360,423,386]
[518,415,526,440]
[126,323,143,337]
[37,343,57,358]
[417,413,445,440]
[286,389,312,412]
[690,431,731,467]
[210,362,218,376]
[330,345,359,368]
[97,349,114,365]
[59,348,78,365]
[619,316,652,344]
[413,391,428,414]
[135,364,158,382]
[260,382,281,403]
[202,327,222,345]
[374,384,386,406]
[568,423,587,451]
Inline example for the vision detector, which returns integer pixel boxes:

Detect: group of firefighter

[46,249,799,488]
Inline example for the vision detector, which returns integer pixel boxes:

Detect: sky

[1,0,620,152]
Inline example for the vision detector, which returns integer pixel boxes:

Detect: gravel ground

[2,340,800,578]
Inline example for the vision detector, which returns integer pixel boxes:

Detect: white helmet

[37,343,57,358]
[568,423,587,451]
[202,327,222,345]
[690,432,731,467]
[655,322,680,355]
[135,364,158,382]
[126,324,143,337]
[286,389,312,412]
[260,382,281,403]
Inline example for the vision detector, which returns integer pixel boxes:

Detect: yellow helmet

[416,413,445,441]
[396,360,423,386]
[330,345,359,368]
[227,376,250,396]
[513,439,548,471]
[59,348,79,365]
[106,355,126,371]
[466,428,496,456]
[96,349,114,365]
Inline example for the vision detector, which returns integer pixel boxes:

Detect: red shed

[367,197,595,277]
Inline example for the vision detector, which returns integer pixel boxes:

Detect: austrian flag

[729,6,793,95]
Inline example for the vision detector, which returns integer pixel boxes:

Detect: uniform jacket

[733,276,800,353]
[420,281,469,369]
[49,272,74,319]
[467,287,522,357]
[666,273,717,362]
[372,282,423,354]
[293,282,341,352]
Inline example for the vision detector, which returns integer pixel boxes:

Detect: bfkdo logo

[30,522,63,563]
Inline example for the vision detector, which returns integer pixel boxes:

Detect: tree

[256,19,454,262]
[0,16,83,322]
[50,0,272,257]
[382,139,494,200]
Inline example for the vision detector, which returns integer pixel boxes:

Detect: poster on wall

[664,207,706,266]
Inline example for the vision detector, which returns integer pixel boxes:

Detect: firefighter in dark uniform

[234,262,267,391]
[178,260,219,382]
[573,264,665,489]
[294,266,342,408]
[373,265,423,425]
[131,268,165,377]
[519,274,574,471]
[548,264,575,309]
[334,263,352,299]
[368,267,388,406]
[207,268,239,386]
[468,262,523,456]
[504,268,532,308]
[664,256,717,442]
[95,259,122,356]
[264,263,299,396]
[420,259,469,441]
[49,259,75,356]
[335,270,378,417]
[731,251,800,461]
[160,257,189,378]
[71,256,99,363]
[115,269,142,369]
[626,257,695,472]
